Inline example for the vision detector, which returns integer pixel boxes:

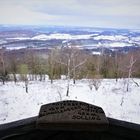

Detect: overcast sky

[0,0,140,29]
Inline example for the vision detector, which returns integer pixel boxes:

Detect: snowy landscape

[1,3,140,140]
[0,25,140,53]
[0,25,140,126]
[0,78,140,125]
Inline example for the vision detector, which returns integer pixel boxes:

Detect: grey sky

[0,0,140,29]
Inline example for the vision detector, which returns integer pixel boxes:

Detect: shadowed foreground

[0,100,140,140]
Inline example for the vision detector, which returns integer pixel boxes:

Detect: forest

[0,46,140,94]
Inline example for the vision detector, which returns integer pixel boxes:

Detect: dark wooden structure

[0,100,140,140]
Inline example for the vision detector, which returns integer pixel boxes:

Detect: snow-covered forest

[0,46,140,125]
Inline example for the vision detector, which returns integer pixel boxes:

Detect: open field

[0,78,140,124]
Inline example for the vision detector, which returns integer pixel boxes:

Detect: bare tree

[55,44,86,96]
[114,51,119,82]
[88,75,102,91]
[86,54,103,91]
[71,49,87,84]
[0,48,7,84]
[19,64,29,93]
[126,55,136,91]
[9,53,18,83]
[59,47,71,96]
[26,50,38,81]
[47,48,59,84]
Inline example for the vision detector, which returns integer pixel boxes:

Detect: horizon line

[0,24,140,31]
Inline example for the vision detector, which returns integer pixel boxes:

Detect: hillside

[0,78,140,124]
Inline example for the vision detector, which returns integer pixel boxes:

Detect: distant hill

[0,25,140,54]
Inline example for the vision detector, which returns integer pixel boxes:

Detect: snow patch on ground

[104,42,131,47]
[0,79,140,124]
[8,33,93,41]
[93,35,128,41]
[32,33,93,40]
[132,36,140,42]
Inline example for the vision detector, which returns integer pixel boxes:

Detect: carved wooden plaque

[36,100,108,131]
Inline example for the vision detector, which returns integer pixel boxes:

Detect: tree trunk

[126,55,136,92]
[1,55,6,85]
[25,80,28,93]
[73,57,76,84]
[66,59,70,96]
[13,73,17,84]
[2,78,5,85]
[66,83,69,96]
[127,67,131,92]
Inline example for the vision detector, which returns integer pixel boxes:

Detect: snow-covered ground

[8,33,93,41]
[0,78,140,125]
[93,35,128,41]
